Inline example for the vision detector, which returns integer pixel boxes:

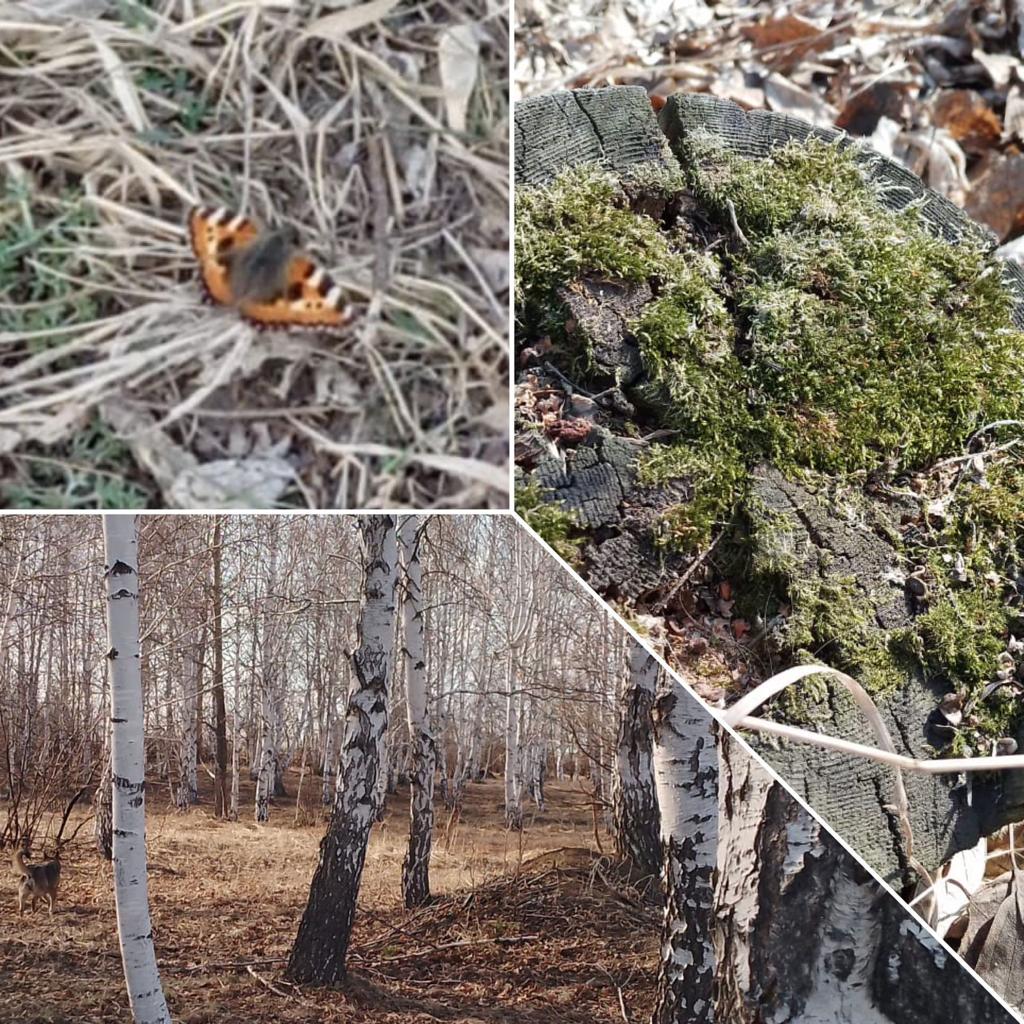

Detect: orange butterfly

[188,206,358,331]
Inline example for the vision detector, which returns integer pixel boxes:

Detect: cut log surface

[514,86,678,186]
[657,91,1024,326]
[531,425,691,599]
[515,88,1024,883]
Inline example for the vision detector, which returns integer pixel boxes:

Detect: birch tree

[613,643,661,878]
[287,515,398,984]
[103,514,171,1024]
[503,646,523,829]
[400,516,434,907]
[254,525,282,823]
[95,714,112,860]
[651,676,718,1024]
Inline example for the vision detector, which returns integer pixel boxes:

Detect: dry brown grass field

[0,4,508,509]
[0,773,659,1024]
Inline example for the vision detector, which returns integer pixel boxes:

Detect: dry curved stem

[722,663,934,895]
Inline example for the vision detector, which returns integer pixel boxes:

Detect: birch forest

[0,513,1013,1023]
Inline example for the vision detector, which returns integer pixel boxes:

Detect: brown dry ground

[0,773,659,1024]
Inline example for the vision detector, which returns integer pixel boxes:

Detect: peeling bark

[613,644,661,878]
[714,736,1015,1023]
[400,517,434,908]
[652,677,718,1024]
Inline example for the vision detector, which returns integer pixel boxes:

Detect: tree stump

[514,87,1024,885]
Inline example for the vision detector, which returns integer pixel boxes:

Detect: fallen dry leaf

[930,89,1002,156]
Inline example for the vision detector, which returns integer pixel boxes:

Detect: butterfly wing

[238,255,357,331]
[188,206,260,306]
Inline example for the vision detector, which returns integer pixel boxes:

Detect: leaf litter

[0,777,658,1024]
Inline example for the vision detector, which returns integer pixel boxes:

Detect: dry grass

[0,1,509,509]
[0,775,659,1024]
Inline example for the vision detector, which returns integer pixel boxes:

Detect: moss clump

[516,164,737,386]
[785,573,913,697]
[678,135,1024,478]
[915,586,1009,693]
[637,441,747,550]
[514,166,676,306]
[516,139,1024,553]
[727,484,913,701]
[890,455,1024,743]
[515,480,584,566]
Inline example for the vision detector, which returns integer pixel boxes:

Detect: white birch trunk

[613,644,661,878]
[503,649,522,830]
[400,517,435,907]
[229,707,239,821]
[288,515,398,985]
[254,680,279,822]
[103,515,171,1024]
[652,676,718,1024]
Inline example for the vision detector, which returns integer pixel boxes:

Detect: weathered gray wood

[743,467,1022,882]
[514,86,678,186]
[529,421,691,599]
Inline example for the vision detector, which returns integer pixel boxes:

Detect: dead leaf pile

[516,0,1024,255]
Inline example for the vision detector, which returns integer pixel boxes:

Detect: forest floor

[0,772,660,1024]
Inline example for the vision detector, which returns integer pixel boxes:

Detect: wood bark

[287,515,398,985]
[94,715,112,860]
[613,643,661,878]
[400,517,434,908]
[714,735,1015,1023]
[503,647,523,830]
[175,646,199,810]
[651,676,717,1024]
[103,515,171,1024]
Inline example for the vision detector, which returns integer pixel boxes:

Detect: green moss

[514,166,674,307]
[638,441,747,550]
[786,573,912,696]
[886,456,1024,743]
[631,250,734,375]
[515,480,584,565]
[916,588,1009,692]
[515,139,1024,744]
[515,138,1024,553]
[680,131,872,237]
